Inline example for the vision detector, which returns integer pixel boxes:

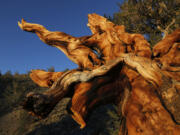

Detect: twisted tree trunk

[19,14,180,135]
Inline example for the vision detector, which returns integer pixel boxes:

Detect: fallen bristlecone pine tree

[18,14,180,135]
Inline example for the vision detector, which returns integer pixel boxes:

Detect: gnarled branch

[18,19,101,69]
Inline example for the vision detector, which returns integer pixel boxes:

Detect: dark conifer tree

[110,0,180,45]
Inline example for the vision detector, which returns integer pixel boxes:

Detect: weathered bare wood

[29,53,163,90]
[30,70,64,87]
[22,59,122,118]
[123,75,180,134]
[24,53,179,129]
[19,13,180,135]
[153,28,180,57]
[18,19,101,69]
[87,13,152,60]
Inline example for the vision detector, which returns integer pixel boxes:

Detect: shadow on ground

[25,100,120,135]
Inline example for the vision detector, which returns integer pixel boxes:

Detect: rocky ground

[0,98,121,135]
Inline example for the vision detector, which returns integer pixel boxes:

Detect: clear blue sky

[0,0,121,74]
